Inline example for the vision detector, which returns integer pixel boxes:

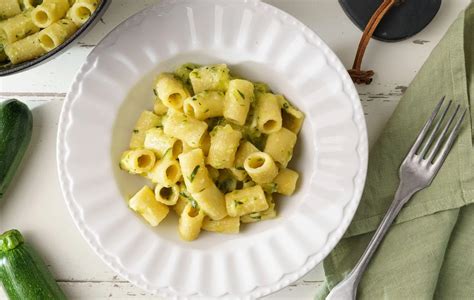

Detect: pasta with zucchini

[119,63,304,241]
[0,0,101,65]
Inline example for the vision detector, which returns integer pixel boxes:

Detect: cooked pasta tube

[38,18,77,50]
[120,149,156,174]
[32,0,70,28]
[144,128,183,159]
[183,91,225,120]
[277,95,304,134]
[129,111,162,149]
[67,0,98,26]
[178,203,205,241]
[5,32,46,64]
[0,10,40,44]
[178,148,213,193]
[146,157,181,186]
[154,73,190,110]
[264,127,297,167]
[0,0,21,20]
[241,193,276,223]
[191,182,227,220]
[154,183,179,206]
[272,168,299,195]
[163,110,208,148]
[189,64,230,93]
[225,185,268,217]
[230,141,259,181]
[20,0,43,10]
[223,79,254,126]
[244,152,278,184]
[256,93,282,134]
[207,124,242,169]
[202,216,240,234]
[153,97,168,115]
[129,186,169,226]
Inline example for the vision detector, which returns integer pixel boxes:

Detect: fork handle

[345,182,416,292]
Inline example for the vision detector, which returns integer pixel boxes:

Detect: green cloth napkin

[316,3,474,299]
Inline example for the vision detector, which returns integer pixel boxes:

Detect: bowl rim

[0,0,111,77]
[57,0,368,298]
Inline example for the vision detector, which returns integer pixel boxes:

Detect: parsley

[186,66,194,71]
[204,109,209,113]
[180,192,198,208]
[153,89,158,96]
[155,125,163,128]
[250,214,261,220]
[191,96,197,101]
[236,166,245,170]
[234,200,244,207]
[282,102,289,110]
[133,129,139,133]
[188,165,200,182]
[162,148,171,158]
[237,90,245,98]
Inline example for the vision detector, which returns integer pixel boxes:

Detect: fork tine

[418,99,452,158]
[408,96,445,156]
[431,108,467,169]
[426,104,461,162]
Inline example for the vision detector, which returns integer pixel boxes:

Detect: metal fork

[326,97,467,300]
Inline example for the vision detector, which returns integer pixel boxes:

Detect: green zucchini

[0,229,67,299]
[0,99,33,199]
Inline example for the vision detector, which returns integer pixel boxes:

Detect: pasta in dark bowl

[0,0,110,76]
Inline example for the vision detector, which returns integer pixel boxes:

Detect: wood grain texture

[0,0,470,299]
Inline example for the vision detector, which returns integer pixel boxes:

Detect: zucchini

[0,99,32,199]
[0,229,67,299]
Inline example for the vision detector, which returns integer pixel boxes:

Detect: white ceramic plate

[57,0,368,298]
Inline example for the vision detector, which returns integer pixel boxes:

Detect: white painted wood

[0,0,469,299]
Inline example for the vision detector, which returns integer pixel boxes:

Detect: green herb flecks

[153,89,158,96]
[237,90,245,99]
[189,165,200,182]
[234,200,244,207]
[133,129,139,133]
[180,191,198,208]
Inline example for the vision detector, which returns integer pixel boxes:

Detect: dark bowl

[0,0,111,77]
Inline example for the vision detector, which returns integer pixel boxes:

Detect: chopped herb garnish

[155,125,163,128]
[204,108,210,113]
[282,102,289,110]
[153,89,158,96]
[250,214,261,220]
[237,90,245,98]
[133,129,139,133]
[236,166,245,170]
[234,200,244,207]
[186,66,194,71]
[180,191,198,208]
[162,147,171,158]
[189,165,200,182]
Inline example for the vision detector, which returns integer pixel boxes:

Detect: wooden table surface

[0,0,469,299]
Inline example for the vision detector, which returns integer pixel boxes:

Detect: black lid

[339,0,441,42]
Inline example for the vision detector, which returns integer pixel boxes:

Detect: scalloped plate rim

[57,0,368,298]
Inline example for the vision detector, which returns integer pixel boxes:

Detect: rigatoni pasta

[4,31,45,64]
[0,0,101,65]
[68,0,98,26]
[38,18,77,51]
[0,0,22,20]
[119,63,304,241]
[32,0,70,28]
[207,124,242,169]
[0,10,40,44]
[223,79,254,126]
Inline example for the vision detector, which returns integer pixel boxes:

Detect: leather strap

[348,0,397,84]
